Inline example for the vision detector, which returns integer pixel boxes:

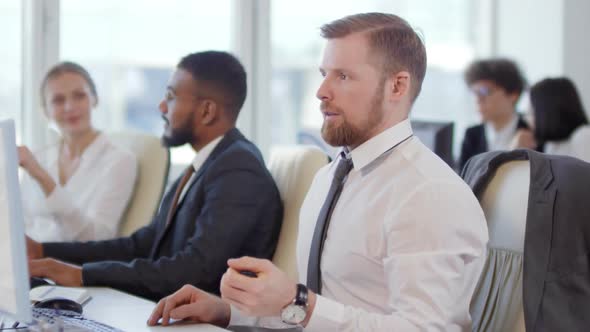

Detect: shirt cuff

[228,304,257,327]
[45,185,72,215]
[305,295,345,331]
[41,242,60,259]
[81,262,107,287]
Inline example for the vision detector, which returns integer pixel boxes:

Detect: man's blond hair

[321,13,427,103]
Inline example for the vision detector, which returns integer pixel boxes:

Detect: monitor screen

[0,119,32,323]
[412,120,454,167]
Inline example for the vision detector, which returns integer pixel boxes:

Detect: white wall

[563,0,590,113]
[495,0,590,116]
[496,0,563,85]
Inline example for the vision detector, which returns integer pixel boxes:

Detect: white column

[231,0,271,158]
[21,0,60,148]
[495,0,590,117]
[495,0,564,85]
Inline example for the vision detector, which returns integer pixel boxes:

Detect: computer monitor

[411,120,454,167]
[0,119,32,324]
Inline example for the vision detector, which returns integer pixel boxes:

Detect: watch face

[281,304,307,325]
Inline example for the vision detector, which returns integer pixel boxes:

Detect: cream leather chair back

[267,145,329,280]
[109,132,170,236]
[471,160,529,332]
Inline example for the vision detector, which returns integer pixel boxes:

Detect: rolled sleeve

[228,305,257,327]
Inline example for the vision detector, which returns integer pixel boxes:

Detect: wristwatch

[281,283,309,325]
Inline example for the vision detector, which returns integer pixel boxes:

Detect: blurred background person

[19,61,138,242]
[512,77,590,162]
[458,58,529,170]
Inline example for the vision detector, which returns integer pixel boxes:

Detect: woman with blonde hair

[19,61,138,242]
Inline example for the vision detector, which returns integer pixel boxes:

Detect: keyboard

[32,307,123,332]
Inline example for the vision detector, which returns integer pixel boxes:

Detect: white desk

[82,287,229,331]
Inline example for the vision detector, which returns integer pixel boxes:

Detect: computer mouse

[34,297,83,314]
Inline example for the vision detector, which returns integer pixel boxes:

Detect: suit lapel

[149,176,183,258]
[149,128,245,258]
[523,151,556,331]
[154,169,205,244]
[478,125,488,153]
[166,127,245,224]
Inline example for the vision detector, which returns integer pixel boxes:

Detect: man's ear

[200,100,218,125]
[508,92,520,106]
[388,71,411,101]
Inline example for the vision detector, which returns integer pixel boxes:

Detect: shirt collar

[190,135,224,173]
[485,112,519,142]
[346,118,413,170]
[48,132,107,165]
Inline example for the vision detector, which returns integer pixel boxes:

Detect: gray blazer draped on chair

[462,149,590,332]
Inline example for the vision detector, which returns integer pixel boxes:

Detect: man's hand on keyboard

[29,258,83,287]
[147,284,230,328]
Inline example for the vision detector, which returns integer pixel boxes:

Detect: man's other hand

[148,285,230,328]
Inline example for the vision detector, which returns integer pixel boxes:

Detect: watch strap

[294,283,308,306]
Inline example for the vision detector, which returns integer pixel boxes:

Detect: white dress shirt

[544,125,590,163]
[484,113,519,151]
[21,133,138,242]
[230,119,488,331]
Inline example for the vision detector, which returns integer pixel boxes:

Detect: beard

[321,79,385,148]
[161,114,196,147]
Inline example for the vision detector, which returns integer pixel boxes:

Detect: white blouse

[544,125,590,163]
[21,133,138,242]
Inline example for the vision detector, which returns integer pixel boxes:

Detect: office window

[0,1,22,141]
[271,0,484,157]
[60,0,232,164]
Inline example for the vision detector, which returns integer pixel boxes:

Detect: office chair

[267,145,329,280]
[109,131,170,236]
[470,160,529,332]
[226,146,328,332]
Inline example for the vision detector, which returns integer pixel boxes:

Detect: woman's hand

[18,145,56,196]
[18,146,43,176]
[510,129,537,150]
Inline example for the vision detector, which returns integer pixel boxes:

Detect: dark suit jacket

[462,149,590,332]
[457,115,529,171]
[43,128,283,301]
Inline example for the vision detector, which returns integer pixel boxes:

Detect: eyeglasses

[471,86,496,99]
[165,89,208,103]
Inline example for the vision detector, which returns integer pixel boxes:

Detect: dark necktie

[164,166,195,227]
[307,154,353,294]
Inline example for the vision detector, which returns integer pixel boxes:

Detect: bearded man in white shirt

[148,12,488,331]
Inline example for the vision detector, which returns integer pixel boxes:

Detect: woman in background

[512,77,590,162]
[19,61,138,242]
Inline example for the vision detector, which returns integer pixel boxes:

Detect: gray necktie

[306,154,353,294]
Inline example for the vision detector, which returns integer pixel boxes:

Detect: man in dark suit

[26,51,283,301]
[458,58,529,171]
[462,149,590,331]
